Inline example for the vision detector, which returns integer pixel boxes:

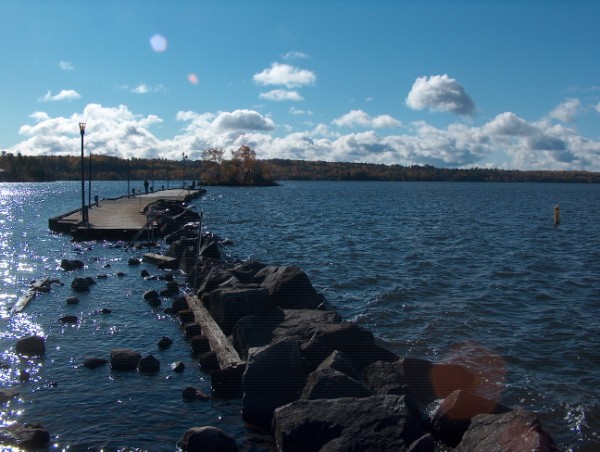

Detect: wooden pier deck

[49,188,205,240]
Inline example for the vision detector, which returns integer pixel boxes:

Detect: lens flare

[188,73,199,84]
[150,34,167,52]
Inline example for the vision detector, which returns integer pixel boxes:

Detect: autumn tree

[201,147,225,184]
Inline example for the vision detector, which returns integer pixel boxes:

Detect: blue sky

[2,0,600,170]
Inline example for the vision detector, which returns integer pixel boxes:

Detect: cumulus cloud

[406,74,475,116]
[253,63,316,88]
[38,89,81,102]
[332,110,402,129]
[8,102,600,172]
[289,107,313,116]
[259,89,304,101]
[59,61,74,71]
[548,98,580,122]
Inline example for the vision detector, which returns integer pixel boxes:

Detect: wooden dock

[49,188,205,240]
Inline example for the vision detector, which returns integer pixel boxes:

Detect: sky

[2,0,600,171]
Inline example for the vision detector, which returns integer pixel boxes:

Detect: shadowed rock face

[110,349,141,371]
[273,395,427,452]
[178,426,239,452]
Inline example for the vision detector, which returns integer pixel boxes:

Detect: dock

[49,188,205,240]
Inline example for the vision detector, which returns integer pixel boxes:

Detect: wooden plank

[185,295,244,369]
[12,278,51,313]
[142,253,177,266]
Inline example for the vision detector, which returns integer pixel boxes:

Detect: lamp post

[79,122,86,223]
[88,151,92,207]
[182,152,188,188]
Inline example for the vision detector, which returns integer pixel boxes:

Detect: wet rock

[273,395,427,452]
[190,335,211,355]
[116,271,126,277]
[177,426,238,452]
[19,371,30,382]
[110,349,141,371]
[138,354,160,373]
[158,336,173,349]
[431,389,510,448]
[182,386,211,401]
[171,361,185,373]
[96,273,109,279]
[59,315,78,324]
[0,388,19,404]
[71,277,93,292]
[457,407,559,451]
[16,335,45,356]
[100,308,112,314]
[140,269,150,278]
[60,259,84,271]
[231,314,279,360]
[143,289,159,301]
[128,257,141,265]
[172,295,189,312]
[0,422,50,450]
[316,349,361,382]
[83,358,108,369]
[66,296,80,305]
[242,339,306,430]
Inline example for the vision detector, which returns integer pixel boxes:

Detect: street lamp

[182,152,188,188]
[79,122,87,223]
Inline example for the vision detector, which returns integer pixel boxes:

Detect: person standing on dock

[144,180,149,194]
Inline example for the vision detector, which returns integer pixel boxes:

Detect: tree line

[2,149,600,184]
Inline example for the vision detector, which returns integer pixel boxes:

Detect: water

[1,180,599,451]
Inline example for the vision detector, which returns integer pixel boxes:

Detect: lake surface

[0,180,599,450]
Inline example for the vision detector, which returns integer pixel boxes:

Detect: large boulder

[362,360,407,395]
[60,259,84,271]
[16,336,45,356]
[431,389,509,448]
[301,367,371,400]
[231,314,281,360]
[206,287,273,335]
[138,354,160,373]
[242,339,306,431]
[273,395,427,452]
[177,426,239,452]
[315,350,361,382]
[71,277,95,292]
[256,265,324,310]
[457,407,559,451]
[0,422,50,450]
[110,349,142,371]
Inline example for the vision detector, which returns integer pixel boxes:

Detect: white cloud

[406,74,475,116]
[548,98,580,122]
[59,61,74,71]
[282,51,309,61]
[332,110,402,129]
[253,63,316,88]
[596,102,600,113]
[212,109,275,132]
[259,89,304,101]
[38,90,81,102]
[9,103,600,172]
[289,107,313,116]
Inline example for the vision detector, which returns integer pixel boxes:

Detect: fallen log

[12,278,51,313]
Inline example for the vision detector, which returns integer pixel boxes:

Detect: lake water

[0,180,599,451]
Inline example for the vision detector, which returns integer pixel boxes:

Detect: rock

[71,277,94,292]
[60,259,84,271]
[242,339,306,430]
[212,364,246,399]
[66,296,80,305]
[128,257,141,265]
[172,295,189,312]
[316,350,361,382]
[272,309,342,341]
[0,422,50,450]
[190,335,211,355]
[100,308,112,314]
[171,361,185,373]
[196,266,235,295]
[408,433,435,452]
[140,269,150,278]
[96,273,109,279]
[256,265,324,309]
[138,354,160,373]
[273,395,427,452]
[231,314,280,360]
[230,260,268,284]
[198,350,219,372]
[19,371,30,382]
[116,272,126,277]
[362,360,407,395]
[0,388,19,404]
[83,358,108,369]
[16,336,45,356]
[177,426,238,452]
[457,407,559,451]
[147,297,162,307]
[143,289,159,301]
[207,287,273,335]
[431,389,510,448]
[182,386,211,401]
[301,367,371,400]
[59,315,78,324]
[110,349,141,371]
[158,336,173,349]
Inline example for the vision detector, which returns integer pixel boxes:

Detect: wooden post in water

[554,205,560,225]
